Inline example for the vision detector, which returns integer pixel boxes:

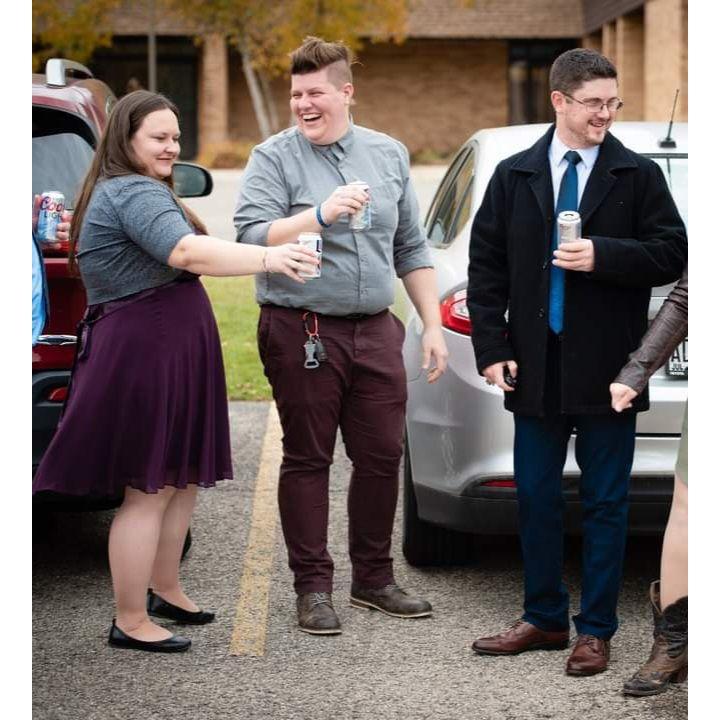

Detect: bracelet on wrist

[316,205,331,228]
[262,248,270,273]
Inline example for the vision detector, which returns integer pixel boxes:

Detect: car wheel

[401,438,478,567]
[181,528,192,560]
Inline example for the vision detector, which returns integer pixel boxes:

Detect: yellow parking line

[230,402,282,657]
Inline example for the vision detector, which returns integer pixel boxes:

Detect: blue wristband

[316,205,331,228]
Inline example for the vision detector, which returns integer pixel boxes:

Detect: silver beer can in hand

[348,180,371,231]
[557,210,581,244]
[297,232,322,278]
[37,190,66,242]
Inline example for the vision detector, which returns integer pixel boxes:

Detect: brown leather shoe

[623,583,688,696]
[471,619,569,656]
[296,592,342,635]
[350,584,432,618]
[566,634,610,676]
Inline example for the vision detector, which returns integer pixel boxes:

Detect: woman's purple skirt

[33,277,233,498]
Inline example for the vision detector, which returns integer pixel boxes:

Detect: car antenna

[659,89,680,148]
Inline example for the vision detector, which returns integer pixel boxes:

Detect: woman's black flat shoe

[147,589,216,625]
[108,620,191,653]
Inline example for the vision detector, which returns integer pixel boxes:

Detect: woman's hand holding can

[265,243,319,282]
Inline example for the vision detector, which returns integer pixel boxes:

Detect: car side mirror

[173,162,213,198]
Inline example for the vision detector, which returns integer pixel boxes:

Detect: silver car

[398,122,688,566]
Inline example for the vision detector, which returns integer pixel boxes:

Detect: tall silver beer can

[348,180,371,230]
[557,210,581,244]
[297,232,322,278]
[37,190,66,242]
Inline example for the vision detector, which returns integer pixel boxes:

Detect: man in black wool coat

[466,47,687,676]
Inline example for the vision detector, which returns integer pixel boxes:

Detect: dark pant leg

[339,312,407,589]
[514,413,573,632]
[258,306,350,594]
[572,413,636,639]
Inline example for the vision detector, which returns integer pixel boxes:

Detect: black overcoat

[467,125,687,416]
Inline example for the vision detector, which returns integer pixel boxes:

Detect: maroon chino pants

[258,305,407,594]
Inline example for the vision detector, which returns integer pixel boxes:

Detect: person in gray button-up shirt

[234,110,432,317]
[234,37,448,635]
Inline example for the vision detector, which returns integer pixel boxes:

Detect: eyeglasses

[563,94,624,113]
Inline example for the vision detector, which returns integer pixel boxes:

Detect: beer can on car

[37,191,66,242]
[348,180,371,231]
[557,210,581,244]
[298,232,322,278]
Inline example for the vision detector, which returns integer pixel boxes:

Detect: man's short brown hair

[289,36,353,87]
[549,48,617,95]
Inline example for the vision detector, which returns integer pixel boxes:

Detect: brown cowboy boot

[623,581,688,696]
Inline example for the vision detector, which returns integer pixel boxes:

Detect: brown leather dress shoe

[566,634,610,676]
[296,592,342,635]
[471,619,569,656]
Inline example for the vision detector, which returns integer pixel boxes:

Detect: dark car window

[447,164,475,243]
[32,132,94,210]
[425,148,469,228]
[426,146,475,248]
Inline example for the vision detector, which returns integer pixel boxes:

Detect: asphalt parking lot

[32,168,687,719]
[32,402,687,720]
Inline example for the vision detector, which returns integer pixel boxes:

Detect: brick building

[79,0,687,159]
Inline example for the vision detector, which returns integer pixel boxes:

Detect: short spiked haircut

[549,48,617,95]
[289,36,353,87]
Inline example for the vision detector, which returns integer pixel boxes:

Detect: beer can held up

[557,210,581,244]
[348,180,371,231]
[297,232,322,278]
[37,191,66,242]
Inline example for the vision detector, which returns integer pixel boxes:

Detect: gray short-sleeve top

[77,174,194,304]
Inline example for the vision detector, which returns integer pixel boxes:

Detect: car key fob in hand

[503,366,517,388]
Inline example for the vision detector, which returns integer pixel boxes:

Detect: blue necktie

[548,150,581,334]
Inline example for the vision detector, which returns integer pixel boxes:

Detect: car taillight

[47,387,68,402]
[440,289,472,335]
[481,479,517,488]
[41,240,70,256]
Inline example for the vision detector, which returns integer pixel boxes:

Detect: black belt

[331,309,388,321]
[344,313,372,320]
[263,304,385,321]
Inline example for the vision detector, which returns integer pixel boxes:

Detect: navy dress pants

[513,411,636,639]
[258,305,407,595]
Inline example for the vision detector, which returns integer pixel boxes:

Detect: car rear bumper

[32,369,71,471]
[404,323,685,537]
[414,474,673,536]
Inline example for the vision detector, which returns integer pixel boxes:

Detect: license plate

[665,337,688,378]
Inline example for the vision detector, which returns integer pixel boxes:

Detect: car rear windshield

[32,132,94,210]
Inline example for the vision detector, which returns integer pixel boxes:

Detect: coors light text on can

[297,232,322,278]
[557,210,581,244]
[348,180,371,231]
[37,191,66,242]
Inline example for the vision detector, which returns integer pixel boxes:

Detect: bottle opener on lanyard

[302,312,327,369]
[303,339,319,369]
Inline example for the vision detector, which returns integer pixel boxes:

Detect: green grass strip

[201,276,271,401]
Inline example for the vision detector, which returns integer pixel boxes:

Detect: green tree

[32,0,123,71]
[165,0,409,139]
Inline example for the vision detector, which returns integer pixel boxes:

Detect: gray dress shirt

[234,123,433,316]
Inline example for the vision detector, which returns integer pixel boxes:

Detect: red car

[32,59,212,519]
[32,59,116,498]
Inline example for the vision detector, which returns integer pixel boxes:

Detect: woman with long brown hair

[32,90,317,653]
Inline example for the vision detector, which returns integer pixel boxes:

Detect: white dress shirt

[548,132,600,209]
